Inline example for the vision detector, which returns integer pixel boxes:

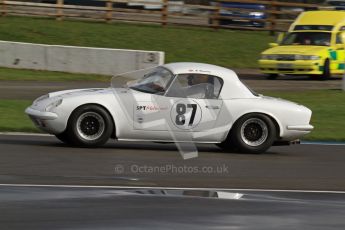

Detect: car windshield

[112,66,174,95]
[128,67,174,94]
[281,32,331,46]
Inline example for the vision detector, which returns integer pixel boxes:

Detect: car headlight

[295,55,320,60]
[261,54,277,60]
[45,99,63,112]
[34,94,49,104]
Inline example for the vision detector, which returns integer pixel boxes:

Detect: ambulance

[259,11,345,79]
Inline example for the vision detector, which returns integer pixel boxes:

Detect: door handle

[205,105,220,110]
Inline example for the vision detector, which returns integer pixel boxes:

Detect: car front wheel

[66,105,114,147]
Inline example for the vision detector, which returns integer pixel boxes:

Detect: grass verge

[1,90,345,141]
[264,90,345,141]
[0,16,273,69]
[0,67,111,82]
[0,100,37,133]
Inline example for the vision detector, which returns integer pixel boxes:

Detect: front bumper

[259,59,323,75]
[25,107,58,120]
[25,107,65,134]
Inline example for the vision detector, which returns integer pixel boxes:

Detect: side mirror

[269,43,278,48]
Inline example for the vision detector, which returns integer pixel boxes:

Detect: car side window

[166,74,223,99]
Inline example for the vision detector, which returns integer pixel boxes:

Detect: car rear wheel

[219,114,276,154]
[66,105,114,147]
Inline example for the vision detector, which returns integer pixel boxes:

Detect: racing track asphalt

[1,134,345,229]
[1,185,345,230]
[0,134,345,191]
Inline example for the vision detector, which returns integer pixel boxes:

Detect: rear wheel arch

[263,113,281,139]
[230,112,281,139]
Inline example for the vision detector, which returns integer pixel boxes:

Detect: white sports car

[25,62,313,153]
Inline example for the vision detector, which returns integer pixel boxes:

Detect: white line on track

[0,132,52,137]
[301,141,345,146]
[0,183,345,194]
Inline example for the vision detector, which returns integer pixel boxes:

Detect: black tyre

[321,59,331,80]
[266,74,278,80]
[55,131,71,144]
[220,114,277,154]
[66,104,114,147]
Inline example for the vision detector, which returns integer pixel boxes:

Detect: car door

[132,73,224,133]
[112,66,175,140]
[164,73,224,134]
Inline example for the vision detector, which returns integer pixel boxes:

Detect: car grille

[276,55,295,61]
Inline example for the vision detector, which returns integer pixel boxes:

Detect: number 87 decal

[176,104,197,126]
[171,101,202,129]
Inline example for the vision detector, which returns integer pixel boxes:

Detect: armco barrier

[0,40,165,75]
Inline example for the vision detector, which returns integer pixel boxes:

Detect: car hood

[263,45,327,55]
[30,88,114,110]
[48,88,112,98]
[48,87,152,99]
[46,87,154,102]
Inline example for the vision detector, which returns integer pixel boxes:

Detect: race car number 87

[175,103,197,126]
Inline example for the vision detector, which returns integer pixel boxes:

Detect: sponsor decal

[328,49,337,60]
[136,105,168,111]
[339,63,345,70]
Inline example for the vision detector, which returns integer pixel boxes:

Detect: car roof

[162,62,237,78]
[162,62,255,99]
[294,11,345,26]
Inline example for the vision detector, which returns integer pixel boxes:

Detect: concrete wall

[0,40,165,75]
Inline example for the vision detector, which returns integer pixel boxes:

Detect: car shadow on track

[0,137,221,152]
[0,137,283,156]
